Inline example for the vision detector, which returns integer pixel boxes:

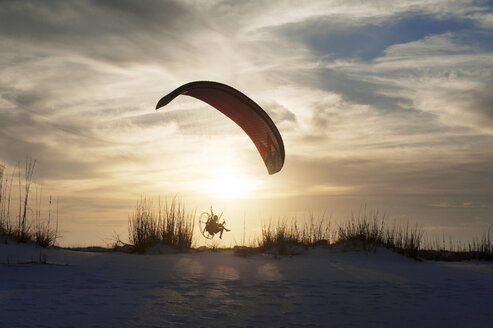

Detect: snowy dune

[1,242,493,327]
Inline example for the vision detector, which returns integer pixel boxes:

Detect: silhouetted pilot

[206,215,230,239]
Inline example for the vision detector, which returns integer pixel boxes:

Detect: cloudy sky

[1,0,493,245]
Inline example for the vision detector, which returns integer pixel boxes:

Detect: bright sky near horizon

[1,0,493,246]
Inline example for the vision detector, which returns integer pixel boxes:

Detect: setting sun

[202,172,260,198]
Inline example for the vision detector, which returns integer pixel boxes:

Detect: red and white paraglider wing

[156,81,285,175]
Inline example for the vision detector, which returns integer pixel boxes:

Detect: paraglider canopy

[156,81,285,174]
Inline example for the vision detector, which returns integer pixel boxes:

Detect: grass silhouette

[0,160,58,247]
[128,197,195,252]
[258,210,493,261]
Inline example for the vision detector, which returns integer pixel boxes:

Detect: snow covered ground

[1,241,493,327]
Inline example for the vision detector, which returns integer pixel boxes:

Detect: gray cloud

[108,108,239,136]
[0,113,114,182]
[290,149,493,197]
[453,85,493,125]
[312,68,412,111]
[0,0,203,66]
[260,102,297,125]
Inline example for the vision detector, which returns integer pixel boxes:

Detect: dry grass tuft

[259,215,331,255]
[128,197,195,253]
[259,207,493,261]
[0,160,58,247]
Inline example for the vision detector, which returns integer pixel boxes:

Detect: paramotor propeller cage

[198,212,214,240]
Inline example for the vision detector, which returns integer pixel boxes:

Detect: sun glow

[203,173,260,199]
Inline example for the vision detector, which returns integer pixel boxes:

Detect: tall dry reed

[128,197,195,252]
[0,160,58,247]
